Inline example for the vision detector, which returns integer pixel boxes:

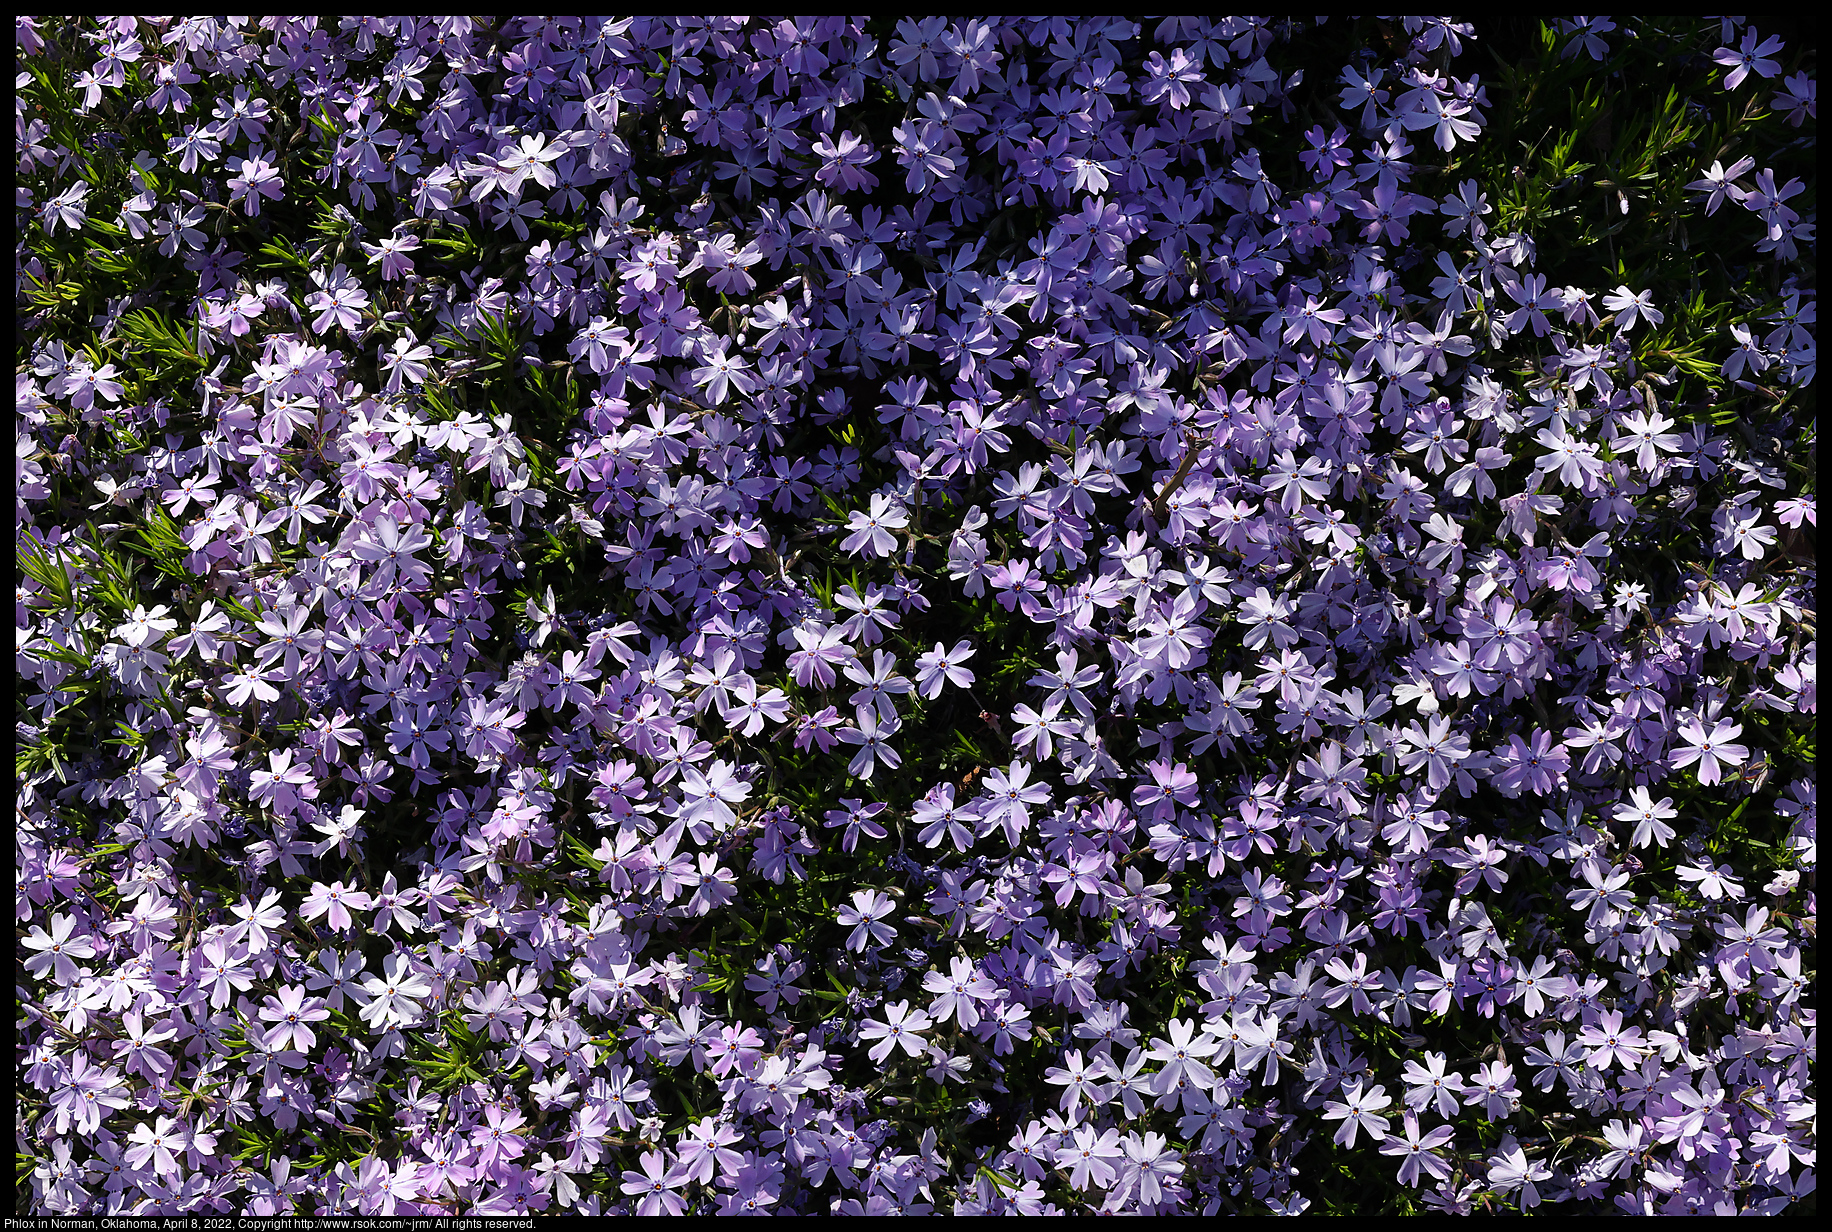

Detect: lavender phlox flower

[1577,1008,1649,1069]
[1670,716,1750,785]
[1713,27,1786,90]
[1770,71,1817,125]
[1602,285,1663,333]
[822,797,888,855]
[22,914,99,985]
[978,760,1051,846]
[1676,861,1747,901]
[837,889,898,952]
[1558,16,1616,61]
[676,760,750,837]
[1322,1078,1393,1147]
[836,706,902,780]
[1484,1137,1551,1208]
[1045,1048,1116,1114]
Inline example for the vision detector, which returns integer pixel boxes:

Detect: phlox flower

[913,783,980,852]
[922,956,999,1029]
[1774,495,1815,528]
[976,999,1033,1055]
[257,985,331,1052]
[840,493,909,558]
[1713,27,1786,90]
[858,999,933,1064]
[1060,1125,1125,1192]
[836,706,902,779]
[1771,71,1816,125]
[620,1151,689,1216]
[112,603,179,647]
[1045,1048,1115,1114]
[979,760,1051,845]
[1399,89,1481,150]
[361,230,421,280]
[1533,425,1606,490]
[22,914,99,984]
[1380,1113,1457,1186]
[1577,1008,1648,1069]
[1669,716,1749,785]
[300,880,376,932]
[836,888,897,952]
[1322,1079,1392,1147]
[1615,786,1679,849]
[822,797,888,854]
[380,330,434,391]
[1011,698,1077,761]
[124,1115,188,1174]
[678,759,750,837]
[1601,286,1663,333]
[1685,156,1755,214]
[1559,16,1615,61]
[357,954,433,1029]
[1464,1060,1520,1119]
[1676,861,1746,901]
[1485,1138,1551,1208]
[690,346,755,406]
[226,153,284,215]
[1610,407,1683,471]
[1401,1052,1466,1118]
[913,639,976,698]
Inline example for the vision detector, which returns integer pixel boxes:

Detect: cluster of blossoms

[17,15,1814,1216]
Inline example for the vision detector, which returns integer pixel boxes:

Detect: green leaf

[256,234,311,272]
[564,832,606,871]
[117,308,203,365]
[19,539,77,611]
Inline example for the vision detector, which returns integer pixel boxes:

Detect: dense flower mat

[16,15,1815,1216]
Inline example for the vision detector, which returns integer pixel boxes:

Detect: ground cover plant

[15,14,1815,1216]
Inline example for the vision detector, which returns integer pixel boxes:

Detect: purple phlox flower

[1522,1029,1587,1093]
[380,329,434,391]
[840,493,911,560]
[620,1150,689,1216]
[837,888,898,952]
[979,760,1051,845]
[1484,1137,1551,1208]
[1464,1059,1520,1119]
[1614,786,1680,850]
[1771,71,1817,125]
[913,639,977,698]
[1558,16,1616,61]
[1676,860,1747,901]
[1045,1047,1116,1114]
[837,705,902,780]
[1602,285,1663,333]
[677,759,750,838]
[1322,1078,1393,1147]
[822,797,888,854]
[1401,1052,1467,1118]
[913,782,980,853]
[843,648,911,720]
[1714,26,1786,90]
[227,151,284,216]
[1669,715,1749,785]
[1685,156,1756,214]
[689,345,756,406]
[23,913,99,984]
[39,180,90,234]
[1380,1112,1457,1186]
[922,956,999,1029]
[300,879,375,932]
[1577,1008,1648,1069]
[1061,1124,1126,1192]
